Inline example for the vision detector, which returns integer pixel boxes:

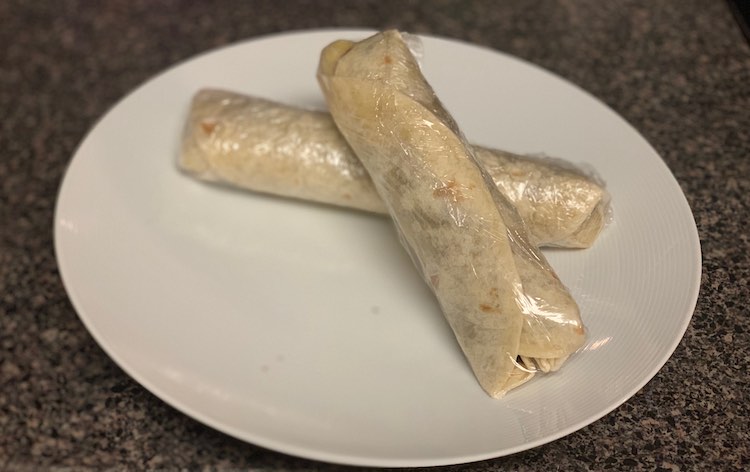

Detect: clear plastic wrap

[179,89,610,249]
[317,30,586,398]
[179,89,384,213]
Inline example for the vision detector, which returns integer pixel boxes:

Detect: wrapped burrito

[179,89,609,248]
[317,30,586,397]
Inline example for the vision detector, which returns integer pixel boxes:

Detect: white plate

[54,30,701,467]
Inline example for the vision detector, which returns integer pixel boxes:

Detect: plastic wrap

[317,30,586,398]
[179,89,610,248]
[179,89,383,213]
[475,150,610,248]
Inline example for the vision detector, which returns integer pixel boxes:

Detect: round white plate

[54,30,701,467]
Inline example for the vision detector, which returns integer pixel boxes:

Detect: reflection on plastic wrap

[179,89,610,248]
[584,336,613,351]
[317,30,589,398]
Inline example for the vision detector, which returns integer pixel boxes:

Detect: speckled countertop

[2,1,749,470]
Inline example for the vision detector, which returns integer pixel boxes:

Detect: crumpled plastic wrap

[317,30,586,398]
[476,150,610,248]
[179,89,610,249]
[179,89,384,214]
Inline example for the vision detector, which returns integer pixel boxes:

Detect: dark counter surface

[2,1,748,470]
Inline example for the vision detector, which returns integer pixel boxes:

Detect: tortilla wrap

[179,89,609,248]
[317,30,585,397]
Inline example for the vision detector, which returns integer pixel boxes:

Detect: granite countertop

[2,1,749,470]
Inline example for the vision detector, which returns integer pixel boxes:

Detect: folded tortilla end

[319,39,356,77]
